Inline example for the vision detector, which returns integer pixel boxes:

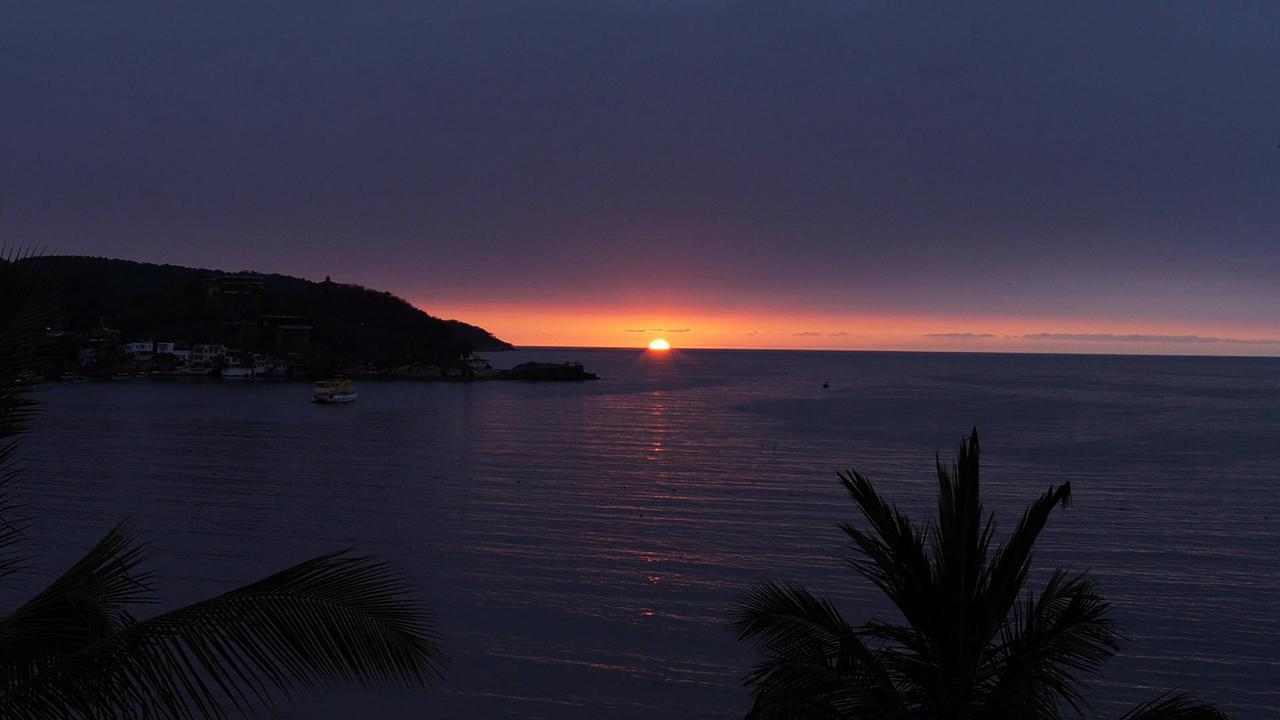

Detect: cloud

[793,331,849,337]
[1022,333,1279,345]
[625,327,692,333]
[925,332,996,338]
[666,328,692,333]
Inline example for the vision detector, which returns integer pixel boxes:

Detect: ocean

[19,349,1280,718]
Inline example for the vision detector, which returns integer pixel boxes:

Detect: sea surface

[19,349,1280,718]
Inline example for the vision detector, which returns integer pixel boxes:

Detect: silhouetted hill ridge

[24,255,511,366]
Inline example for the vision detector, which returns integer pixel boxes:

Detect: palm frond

[981,569,1121,717]
[837,470,935,639]
[731,581,909,720]
[0,249,54,584]
[0,523,154,688]
[0,249,49,436]
[933,429,992,603]
[855,619,937,713]
[1117,692,1227,720]
[980,480,1072,642]
[927,429,1008,705]
[0,550,445,719]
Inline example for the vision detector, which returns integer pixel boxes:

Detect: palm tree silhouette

[0,254,444,718]
[732,430,1224,719]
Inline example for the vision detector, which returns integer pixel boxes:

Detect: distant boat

[313,379,357,404]
[221,367,253,380]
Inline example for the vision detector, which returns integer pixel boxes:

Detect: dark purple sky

[3,1,1278,350]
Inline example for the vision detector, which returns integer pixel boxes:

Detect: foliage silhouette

[732,430,1224,720]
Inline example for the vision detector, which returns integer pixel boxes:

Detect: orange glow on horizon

[411,298,1280,357]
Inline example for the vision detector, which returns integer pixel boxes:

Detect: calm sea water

[19,349,1280,718]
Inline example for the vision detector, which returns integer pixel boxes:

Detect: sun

[647,338,671,351]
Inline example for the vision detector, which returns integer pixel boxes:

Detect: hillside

[24,256,510,368]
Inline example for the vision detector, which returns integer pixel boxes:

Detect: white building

[156,342,192,363]
[191,344,226,367]
[252,354,288,377]
[123,341,154,359]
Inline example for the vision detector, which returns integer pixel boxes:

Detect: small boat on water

[312,379,357,404]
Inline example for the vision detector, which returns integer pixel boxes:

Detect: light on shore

[648,338,671,351]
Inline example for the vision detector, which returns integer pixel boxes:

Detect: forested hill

[24,256,511,365]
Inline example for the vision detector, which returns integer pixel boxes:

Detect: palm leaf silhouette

[733,430,1223,719]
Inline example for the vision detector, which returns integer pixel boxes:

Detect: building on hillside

[204,273,265,296]
[191,344,226,368]
[225,315,313,355]
[265,315,313,354]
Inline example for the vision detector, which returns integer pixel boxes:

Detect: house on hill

[203,273,264,295]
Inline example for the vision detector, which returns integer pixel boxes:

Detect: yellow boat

[312,379,357,403]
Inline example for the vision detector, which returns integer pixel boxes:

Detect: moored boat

[313,379,357,403]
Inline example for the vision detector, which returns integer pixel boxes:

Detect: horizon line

[500,345,1280,361]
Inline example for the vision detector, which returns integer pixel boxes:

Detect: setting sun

[648,338,671,351]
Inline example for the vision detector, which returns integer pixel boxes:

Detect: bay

[19,349,1280,718]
